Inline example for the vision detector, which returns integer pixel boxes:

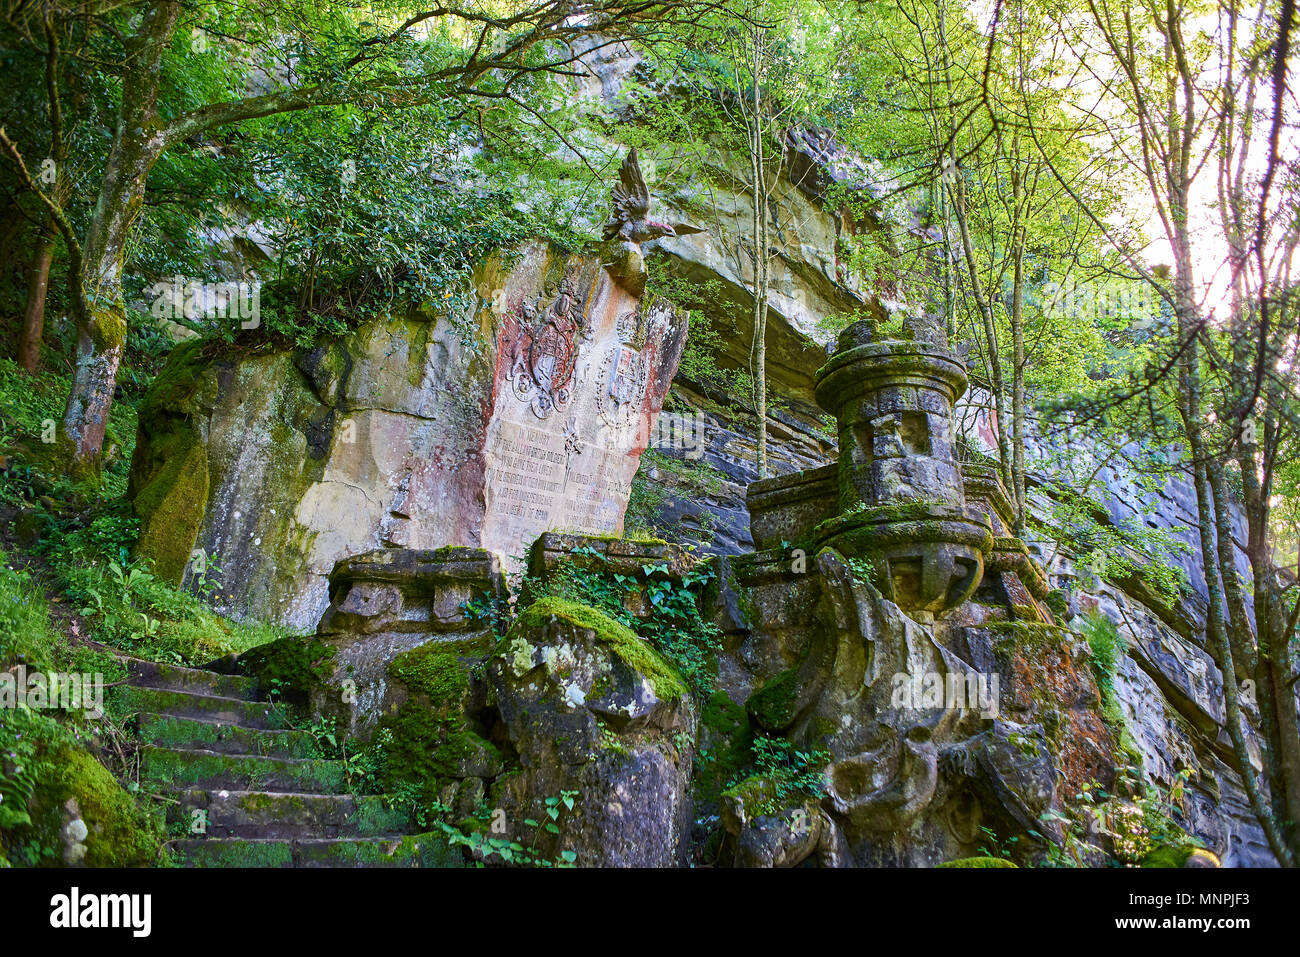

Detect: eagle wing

[610,148,651,221]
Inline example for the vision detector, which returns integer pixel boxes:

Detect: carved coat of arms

[507,280,588,419]
[595,309,650,430]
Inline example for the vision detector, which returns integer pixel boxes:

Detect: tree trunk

[1010,156,1027,534]
[59,2,180,475]
[19,224,55,372]
[748,24,769,481]
[950,172,1011,486]
[1180,310,1294,867]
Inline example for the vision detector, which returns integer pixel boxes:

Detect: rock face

[490,598,696,867]
[654,322,1272,865]
[129,242,688,630]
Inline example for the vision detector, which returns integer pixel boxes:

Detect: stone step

[123,657,259,700]
[173,789,409,839]
[141,746,349,794]
[137,713,322,760]
[115,685,285,730]
[174,834,463,868]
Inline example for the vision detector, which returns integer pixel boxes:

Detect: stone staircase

[117,657,458,867]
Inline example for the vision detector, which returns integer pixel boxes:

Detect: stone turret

[748,320,997,618]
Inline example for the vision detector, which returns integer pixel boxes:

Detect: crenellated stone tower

[748,319,1048,621]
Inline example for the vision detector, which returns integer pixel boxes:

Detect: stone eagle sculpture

[602,149,702,296]
[603,148,703,244]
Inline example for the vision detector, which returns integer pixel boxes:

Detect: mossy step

[175,834,463,868]
[114,685,285,730]
[141,746,348,794]
[173,789,409,839]
[124,658,259,700]
[137,713,320,759]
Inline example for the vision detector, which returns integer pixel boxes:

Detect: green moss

[433,729,502,778]
[553,530,669,546]
[127,338,218,584]
[186,839,295,868]
[135,338,210,421]
[239,634,335,708]
[351,796,412,836]
[38,748,165,867]
[727,573,759,629]
[511,596,687,700]
[372,702,498,792]
[721,774,780,817]
[387,637,489,709]
[1139,844,1210,868]
[987,620,1065,648]
[131,425,209,585]
[852,500,952,523]
[746,666,800,731]
[141,747,345,792]
[936,856,1018,868]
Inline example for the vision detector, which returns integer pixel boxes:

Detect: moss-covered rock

[374,703,502,793]
[1141,844,1220,868]
[511,596,687,701]
[488,594,697,866]
[720,774,780,819]
[131,425,209,585]
[387,637,490,711]
[935,856,1018,868]
[746,667,800,731]
[238,635,335,709]
[34,747,165,867]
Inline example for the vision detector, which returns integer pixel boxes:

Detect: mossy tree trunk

[58,2,179,476]
[19,224,55,372]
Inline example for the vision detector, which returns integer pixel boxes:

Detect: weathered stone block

[311,546,504,733]
[746,464,837,549]
[489,598,696,866]
[130,242,688,630]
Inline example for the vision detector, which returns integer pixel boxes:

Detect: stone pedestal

[310,546,505,732]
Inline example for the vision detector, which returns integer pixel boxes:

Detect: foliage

[529,544,723,696]
[937,856,1017,868]
[1037,486,1190,607]
[722,734,830,816]
[976,824,1021,861]
[1082,613,1125,731]
[340,711,579,868]
[646,261,753,406]
[0,553,167,866]
[439,791,581,868]
[0,556,58,672]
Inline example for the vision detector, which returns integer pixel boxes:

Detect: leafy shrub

[530,544,722,696]
[0,554,56,671]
